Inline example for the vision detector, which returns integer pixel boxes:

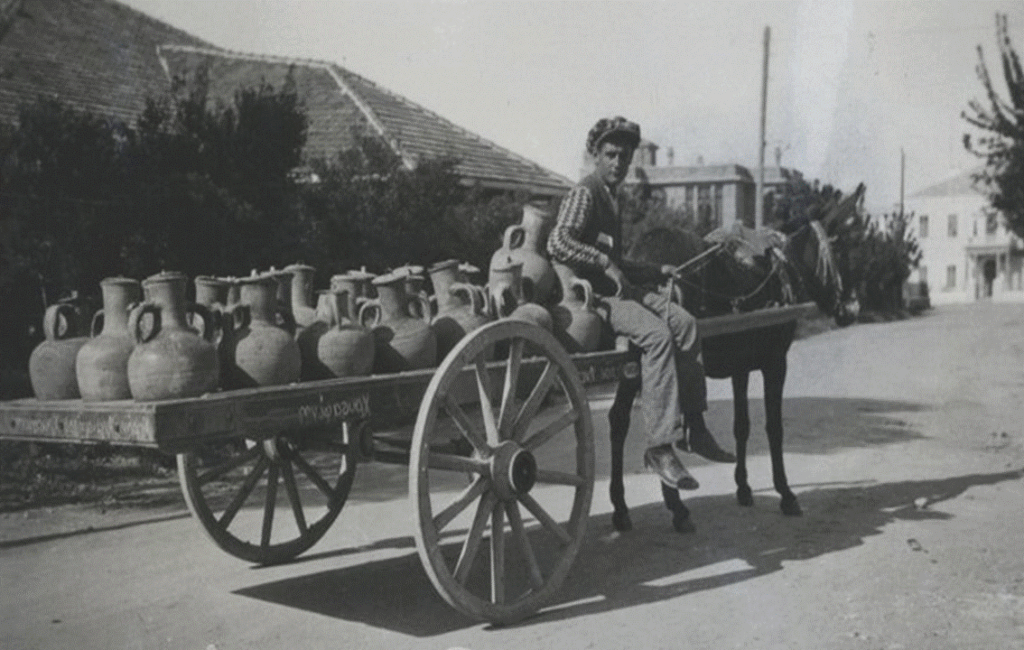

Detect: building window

[948,214,957,238]
[986,212,999,235]
[713,184,723,224]
[946,265,956,290]
[685,185,694,215]
[919,266,927,284]
[697,185,712,227]
[973,219,978,237]
[919,215,928,238]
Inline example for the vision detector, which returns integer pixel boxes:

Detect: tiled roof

[0,0,209,125]
[158,45,572,196]
[0,0,571,197]
[910,168,986,198]
[629,163,754,185]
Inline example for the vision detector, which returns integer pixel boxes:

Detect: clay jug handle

[450,282,484,316]
[186,303,217,342]
[358,299,381,328]
[570,278,595,309]
[503,224,526,251]
[490,286,516,318]
[43,303,79,340]
[412,293,432,324]
[276,307,297,336]
[90,309,105,337]
[228,304,251,333]
[129,302,161,345]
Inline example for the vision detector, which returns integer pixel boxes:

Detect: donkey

[608,185,864,532]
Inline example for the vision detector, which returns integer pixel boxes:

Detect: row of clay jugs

[551,263,603,353]
[225,273,301,388]
[428,259,491,358]
[75,277,143,401]
[127,272,219,401]
[29,301,91,400]
[489,204,558,306]
[488,259,553,331]
[360,271,437,372]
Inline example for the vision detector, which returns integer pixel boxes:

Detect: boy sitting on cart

[546,116,734,490]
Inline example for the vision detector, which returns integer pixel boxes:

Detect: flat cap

[586,116,641,155]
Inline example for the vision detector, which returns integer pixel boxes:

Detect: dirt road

[2,303,1023,650]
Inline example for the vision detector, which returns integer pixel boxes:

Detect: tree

[963,13,1024,237]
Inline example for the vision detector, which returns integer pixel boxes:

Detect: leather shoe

[644,445,699,490]
[679,428,736,463]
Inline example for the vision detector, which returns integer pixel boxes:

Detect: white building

[906,169,1024,304]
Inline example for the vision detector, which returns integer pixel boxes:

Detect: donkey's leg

[661,483,694,533]
[763,355,801,516]
[609,377,639,531]
[732,372,754,507]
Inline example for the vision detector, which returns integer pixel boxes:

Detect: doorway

[982,258,997,298]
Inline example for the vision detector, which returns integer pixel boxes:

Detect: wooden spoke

[522,408,579,452]
[490,503,506,605]
[428,452,486,473]
[291,452,336,500]
[218,455,269,530]
[433,476,490,533]
[261,462,280,548]
[443,395,489,454]
[475,358,499,445]
[498,338,524,437]
[534,469,585,487]
[197,444,262,484]
[518,492,572,545]
[280,458,308,535]
[506,500,544,590]
[455,492,497,585]
[510,361,559,442]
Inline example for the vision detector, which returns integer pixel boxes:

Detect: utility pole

[755,26,770,229]
[900,148,906,217]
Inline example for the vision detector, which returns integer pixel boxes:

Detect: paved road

[3,303,1023,649]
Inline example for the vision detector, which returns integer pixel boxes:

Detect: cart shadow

[233,467,1023,636]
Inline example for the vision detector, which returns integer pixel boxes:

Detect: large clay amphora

[314,289,375,378]
[429,259,491,358]
[360,272,437,372]
[226,274,301,388]
[285,263,318,330]
[127,272,219,401]
[489,204,558,305]
[551,273,603,353]
[488,260,553,331]
[29,302,90,400]
[75,277,142,401]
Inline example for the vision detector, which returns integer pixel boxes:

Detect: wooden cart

[0,303,814,623]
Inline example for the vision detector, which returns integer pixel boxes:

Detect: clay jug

[127,272,219,401]
[360,271,437,372]
[429,259,492,358]
[75,277,142,401]
[285,263,318,330]
[488,260,553,331]
[551,276,604,353]
[314,289,375,378]
[29,302,90,400]
[489,204,558,305]
[226,274,301,388]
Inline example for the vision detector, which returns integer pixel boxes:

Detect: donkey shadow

[233,467,1022,636]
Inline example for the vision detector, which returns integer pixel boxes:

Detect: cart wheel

[410,320,595,623]
[177,423,357,565]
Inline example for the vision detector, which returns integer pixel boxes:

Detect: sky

[119,0,1024,213]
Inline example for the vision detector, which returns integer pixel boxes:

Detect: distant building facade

[906,169,1024,304]
[589,139,800,230]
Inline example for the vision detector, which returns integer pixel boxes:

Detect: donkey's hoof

[672,511,696,534]
[737,487,754,507]
[612,510,633,532]
[780,497,802,517]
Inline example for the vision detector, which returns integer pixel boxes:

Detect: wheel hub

[489,441,537,501]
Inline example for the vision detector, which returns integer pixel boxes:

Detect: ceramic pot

[285,263,318,330]
[429,259,492,359]
[551,276,603,353]
[75,277,142,401]
[226,274,301,388]
[29,302,90,400]
[396,265,429,319]
[488,260,552,331]
[488,204,558,305]
[314,289,375,378]
[127,272,219,401]
[360,271,437,372]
